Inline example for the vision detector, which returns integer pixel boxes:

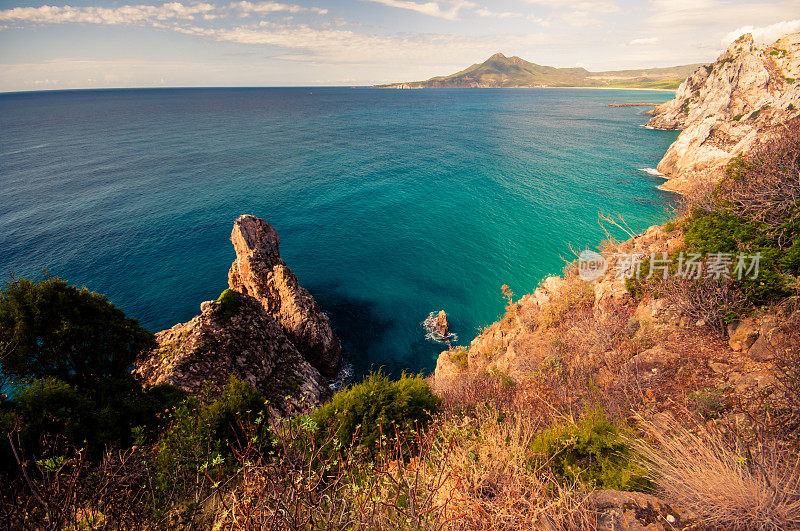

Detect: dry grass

[206,384,598,530]
[659,275,751,336]
[632,414,800,530]
[719,119,800,245]
[434,404,595,530]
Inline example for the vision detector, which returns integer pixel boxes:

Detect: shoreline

[374,85,677,92]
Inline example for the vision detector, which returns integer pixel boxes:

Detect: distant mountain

[376,53,702,89]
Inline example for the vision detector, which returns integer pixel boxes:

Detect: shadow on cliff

[309,288,397,379]
[310,287,447,382]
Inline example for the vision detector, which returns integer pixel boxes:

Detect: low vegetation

[1,123,799,529]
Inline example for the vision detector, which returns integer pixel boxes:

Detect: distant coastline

[376,52,699,90]
[373,86,677,91]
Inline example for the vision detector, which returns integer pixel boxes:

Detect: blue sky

[0,0,798,91]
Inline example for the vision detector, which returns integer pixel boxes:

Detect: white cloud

[647,0,800,29]
[723,19,800,46]
[523,0,619,14]
[171,21,554,66]
[228,1,328,16]
[561,10,601,27]
[0,3,216,25]
[0,2,331,26]
[358,0,476,21]
[629,37,659,45]
[474,7,520,19]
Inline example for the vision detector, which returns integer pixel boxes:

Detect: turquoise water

[0,87,678,377]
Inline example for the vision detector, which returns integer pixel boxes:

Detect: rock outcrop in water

[646,32,800,193]
[434,310,451,338]
[135,215,341,417]
[135,292,330,419]
[228,215,342,377]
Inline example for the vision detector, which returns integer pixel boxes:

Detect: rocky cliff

[433,223,797,424]
[646,32,800,193]
[135,215,341,417]
[228,215,342,377]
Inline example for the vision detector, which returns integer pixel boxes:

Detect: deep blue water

[0,87,678,377]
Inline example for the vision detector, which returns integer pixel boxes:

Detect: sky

[0,0,799,91]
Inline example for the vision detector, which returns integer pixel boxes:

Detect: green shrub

[216,288,243,320]
[3,376,185,462]
[489,368,515,389]
[684,211,793,302]
[531,408,650,491]
[448,347,468,370]
[0,275,155,390]
[10,378,93,452]
[689,388,728,420]
[200,376,267,445]
[310,371,440,454]
[151,376,270,501]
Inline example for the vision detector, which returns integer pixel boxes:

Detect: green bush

[684,210,793,302]
[151,377,270,499]
[689,388,728,420]
[0,275,155,391]
[200,376,267,445]
[309,371,440,454]
[216,288,243,320]
[2,376,185,463]
[531,408,650,491]
[448,347,468,370]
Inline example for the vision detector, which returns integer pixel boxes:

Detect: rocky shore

[135,215,342,420]
[645,32,800,194]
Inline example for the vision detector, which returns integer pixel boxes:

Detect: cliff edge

[646,32,800,194]
[433,32,800,433]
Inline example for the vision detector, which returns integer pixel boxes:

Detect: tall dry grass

[632,415,800,530]
[210,380,597,530]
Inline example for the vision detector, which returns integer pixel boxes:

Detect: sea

[0,87,679,379]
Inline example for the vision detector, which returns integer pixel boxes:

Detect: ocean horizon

[0,86,679,378]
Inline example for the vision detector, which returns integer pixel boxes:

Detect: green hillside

[377,53,700,89]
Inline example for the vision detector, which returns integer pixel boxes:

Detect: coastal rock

[625,345,679,376]
[134,293,330,419]
[646,32,800,194]
[136,215,342,418]
[228,215,342,377]
[434,310,450,337]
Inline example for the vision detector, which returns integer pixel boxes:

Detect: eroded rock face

[228,215,342,377]
[134,294,330,419]
[646,32,800,194]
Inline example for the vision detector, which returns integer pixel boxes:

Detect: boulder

[728,318,760,352]
[626,345,679,375]
[747,334,775,361]
[434,310,450,337]
[588,490,694,530]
